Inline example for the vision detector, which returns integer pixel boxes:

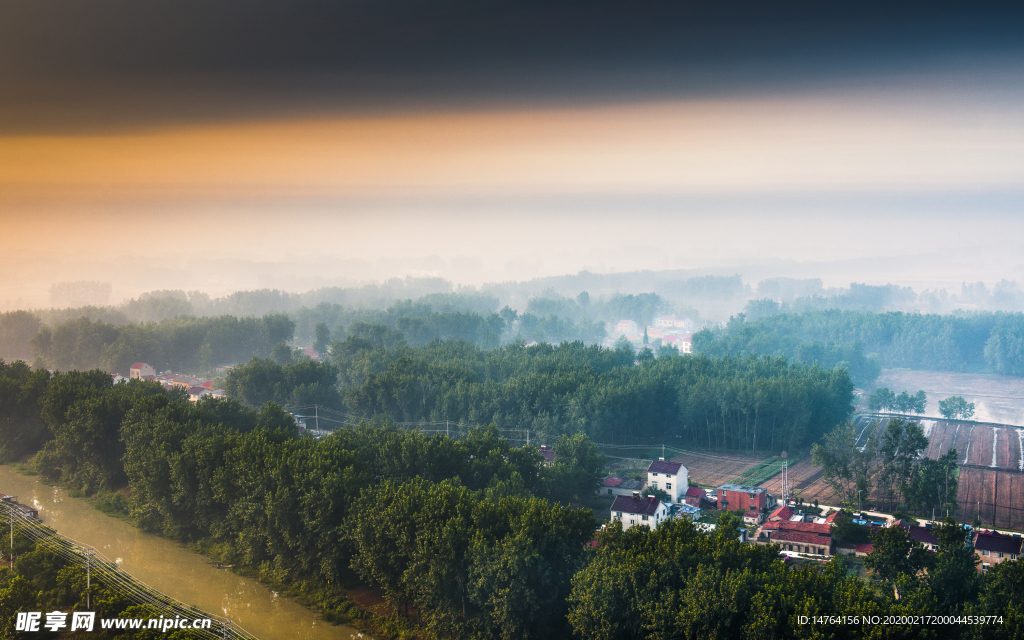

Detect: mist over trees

[695,308,1024,381]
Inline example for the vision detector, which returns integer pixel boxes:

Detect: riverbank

[1,464,366,640]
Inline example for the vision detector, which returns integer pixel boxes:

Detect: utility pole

[8,502,13,569]
[85,548,94,609]
[781,463,789,505]
[526,429,529,446]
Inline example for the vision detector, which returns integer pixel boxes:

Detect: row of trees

[25,314,295,375]
[812,419,959,515]
[234,335,857,452]
[695,308,1024,379]
[868,387,927,414]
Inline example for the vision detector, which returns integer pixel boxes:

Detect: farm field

[858,416,1023,471]
[957,467,1024,531]
[760,457,841,505]
[669,450,768,488]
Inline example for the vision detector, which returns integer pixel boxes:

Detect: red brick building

[716,483,769,524]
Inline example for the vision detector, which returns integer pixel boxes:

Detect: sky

[1,0,1023,306]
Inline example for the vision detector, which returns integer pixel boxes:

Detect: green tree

[864,524,927,583]
[939,395,976,420]
[925,517,980,613]
[313,322,331,356]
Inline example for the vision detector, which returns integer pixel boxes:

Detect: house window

[818,548,824,555]
[608,489,613,495]
[983,550,990,556]
[786,545,792,551]
[642,515,648,521]
[666,483,672,490]
[999,552,1005,559]
[1013,554,1018,560]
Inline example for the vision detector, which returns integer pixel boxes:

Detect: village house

[757,518,835,557]
[615,319,638,334]
[974,531,1023,572]
[610,492,669,530]
[129,362,156,379]
[682,486,706,508]
[538,445,556,466]
[661,333,693,354]
[599,476,646,498]
[647,458,688,503]
[716,483,769,525]
[653,315,693,330]
[187,386,212,402]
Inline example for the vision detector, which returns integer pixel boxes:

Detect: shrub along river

[0,465,360,640]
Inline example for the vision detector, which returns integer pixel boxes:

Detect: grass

[729,457,786,487]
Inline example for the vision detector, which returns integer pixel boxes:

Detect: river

[0,465,361,640]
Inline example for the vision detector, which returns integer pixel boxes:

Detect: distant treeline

[224,336,855,453]
[24,314,295,375]
[696,308,1024,380]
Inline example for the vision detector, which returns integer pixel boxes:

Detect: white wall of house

[647,465,689,503]
[611,501,669,531]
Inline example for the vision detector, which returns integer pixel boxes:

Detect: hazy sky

[2,1,1023,306]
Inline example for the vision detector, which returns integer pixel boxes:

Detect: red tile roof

[648,460,684,475]
[603,477,623,487]
[685,486,705,498]
[771,530,832,545]
[611,494,662,516]
[855,543,875,554]
[769,505,794,521]
[131,363,148,369]
[824,511,840,523]
[762,520,832,534]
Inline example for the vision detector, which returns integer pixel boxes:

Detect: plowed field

[760,457,841,504]
[957,467,1024,531]
[669,451,767,488]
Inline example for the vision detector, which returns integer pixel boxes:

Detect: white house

[654,315,693,331]
[646,458,688,504]
[129,362,156,379]
[610,492,669,530]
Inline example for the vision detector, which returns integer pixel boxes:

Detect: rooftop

[768,505,794,521]
[611,494,662,516]
[648,458,684,475]
[975,531,1023,554]
[684,486,705,498]
[718,483,767,494]
[762,520,832,534]
[769,529,832,545]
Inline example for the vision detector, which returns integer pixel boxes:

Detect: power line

[1,502,256,640]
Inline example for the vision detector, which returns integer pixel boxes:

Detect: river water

[0,466,361,640]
